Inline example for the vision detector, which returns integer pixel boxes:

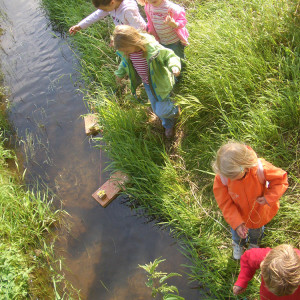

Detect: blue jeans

[231,226,264,246]
[162,41,185,59]
[143,83,178,129]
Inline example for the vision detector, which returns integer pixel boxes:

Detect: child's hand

[164,13,178,28]
[236,223,248,239]
[69,25,81,35]
[233,285,246,295]
[172,67,180,77]
[256,196,267,205]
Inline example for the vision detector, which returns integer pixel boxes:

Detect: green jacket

[115,33,181,101]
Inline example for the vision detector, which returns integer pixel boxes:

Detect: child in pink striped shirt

[137,0,189,59]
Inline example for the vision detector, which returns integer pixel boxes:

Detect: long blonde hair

[112,25,147,54]
[212,142,258,179]
[261,244,300,296]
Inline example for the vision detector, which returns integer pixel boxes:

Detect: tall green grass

[41,0,300,298]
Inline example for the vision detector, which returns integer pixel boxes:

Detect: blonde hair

[212,142,258,179]
[112,25,147,54]
[261,244,300,296]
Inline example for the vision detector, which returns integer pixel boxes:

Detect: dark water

[0,0,203,299]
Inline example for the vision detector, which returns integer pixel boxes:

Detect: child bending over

[233,244,300,299]
[69,0,146,35]
[137,0,189,59]
[212,142,288,259]
[113,25,180,138]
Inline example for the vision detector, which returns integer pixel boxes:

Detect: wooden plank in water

[84,114,101,135]
[92,171,130,207]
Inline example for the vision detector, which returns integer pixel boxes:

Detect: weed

[139,258,184,300]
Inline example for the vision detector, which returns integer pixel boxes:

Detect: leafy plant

[0,244,32,299]
[139,258,184,300]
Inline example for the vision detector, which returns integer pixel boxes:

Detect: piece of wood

[84,114,101,135]
[92,171,130,207]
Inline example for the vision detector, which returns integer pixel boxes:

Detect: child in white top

[69,0,146,35]
[137,0,189,58]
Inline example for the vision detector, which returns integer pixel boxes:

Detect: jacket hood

[140,33,160,59]
[116,33,160,60]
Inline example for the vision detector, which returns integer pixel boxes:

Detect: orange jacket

[213,158,288,230]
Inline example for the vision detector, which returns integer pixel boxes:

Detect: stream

[0,0,203,298]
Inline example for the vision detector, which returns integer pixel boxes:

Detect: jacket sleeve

[78,10,109,29]
[114,61,127,78]
[261,159,288,205]
[235,248,271,289]
[168,5,187,29]
[213,175,244,230]
[158,45,181,71]
[124,8,146,30]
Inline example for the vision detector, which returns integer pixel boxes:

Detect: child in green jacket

[113,25,180,138]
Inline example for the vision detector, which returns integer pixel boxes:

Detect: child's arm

[123,7,147,30]
[114,61,128,81]
[158,46,181,75]
[233,248,271,294]
[213,175,244,231]
[260,159,288,205]
[76,10,110,31]
[164,9,187,29]
[69,25,82,35]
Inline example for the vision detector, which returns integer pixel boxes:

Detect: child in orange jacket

[212,142,288,259]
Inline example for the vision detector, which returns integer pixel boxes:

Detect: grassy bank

[42,0,300,298]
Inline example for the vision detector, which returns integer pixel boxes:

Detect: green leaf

[163,294,185,300]
[146,278,153,288]
[159,272,182,283]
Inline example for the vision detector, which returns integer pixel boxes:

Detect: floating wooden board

[84,114,101,135]
[92,171,130,207]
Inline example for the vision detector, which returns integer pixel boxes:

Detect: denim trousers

[143,83,178,129]
[231,226,265,246]
[162,41,185,59]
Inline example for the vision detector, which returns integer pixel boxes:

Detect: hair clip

[240,166,244,173]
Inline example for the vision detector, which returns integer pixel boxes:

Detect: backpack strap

[219,174,228,186]
[257,159,265,185]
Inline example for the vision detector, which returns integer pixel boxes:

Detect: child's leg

[162,41,185,59]
[248,226,264,246]
[143,83,178,129]
[231,227,246,259]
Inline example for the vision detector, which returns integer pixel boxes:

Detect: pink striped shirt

[148,1,179,45]
[129,51,149,84]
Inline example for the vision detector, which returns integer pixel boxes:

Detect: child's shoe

[233,242,244,260]
[165,127,174,139]
[248,243,259,249]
